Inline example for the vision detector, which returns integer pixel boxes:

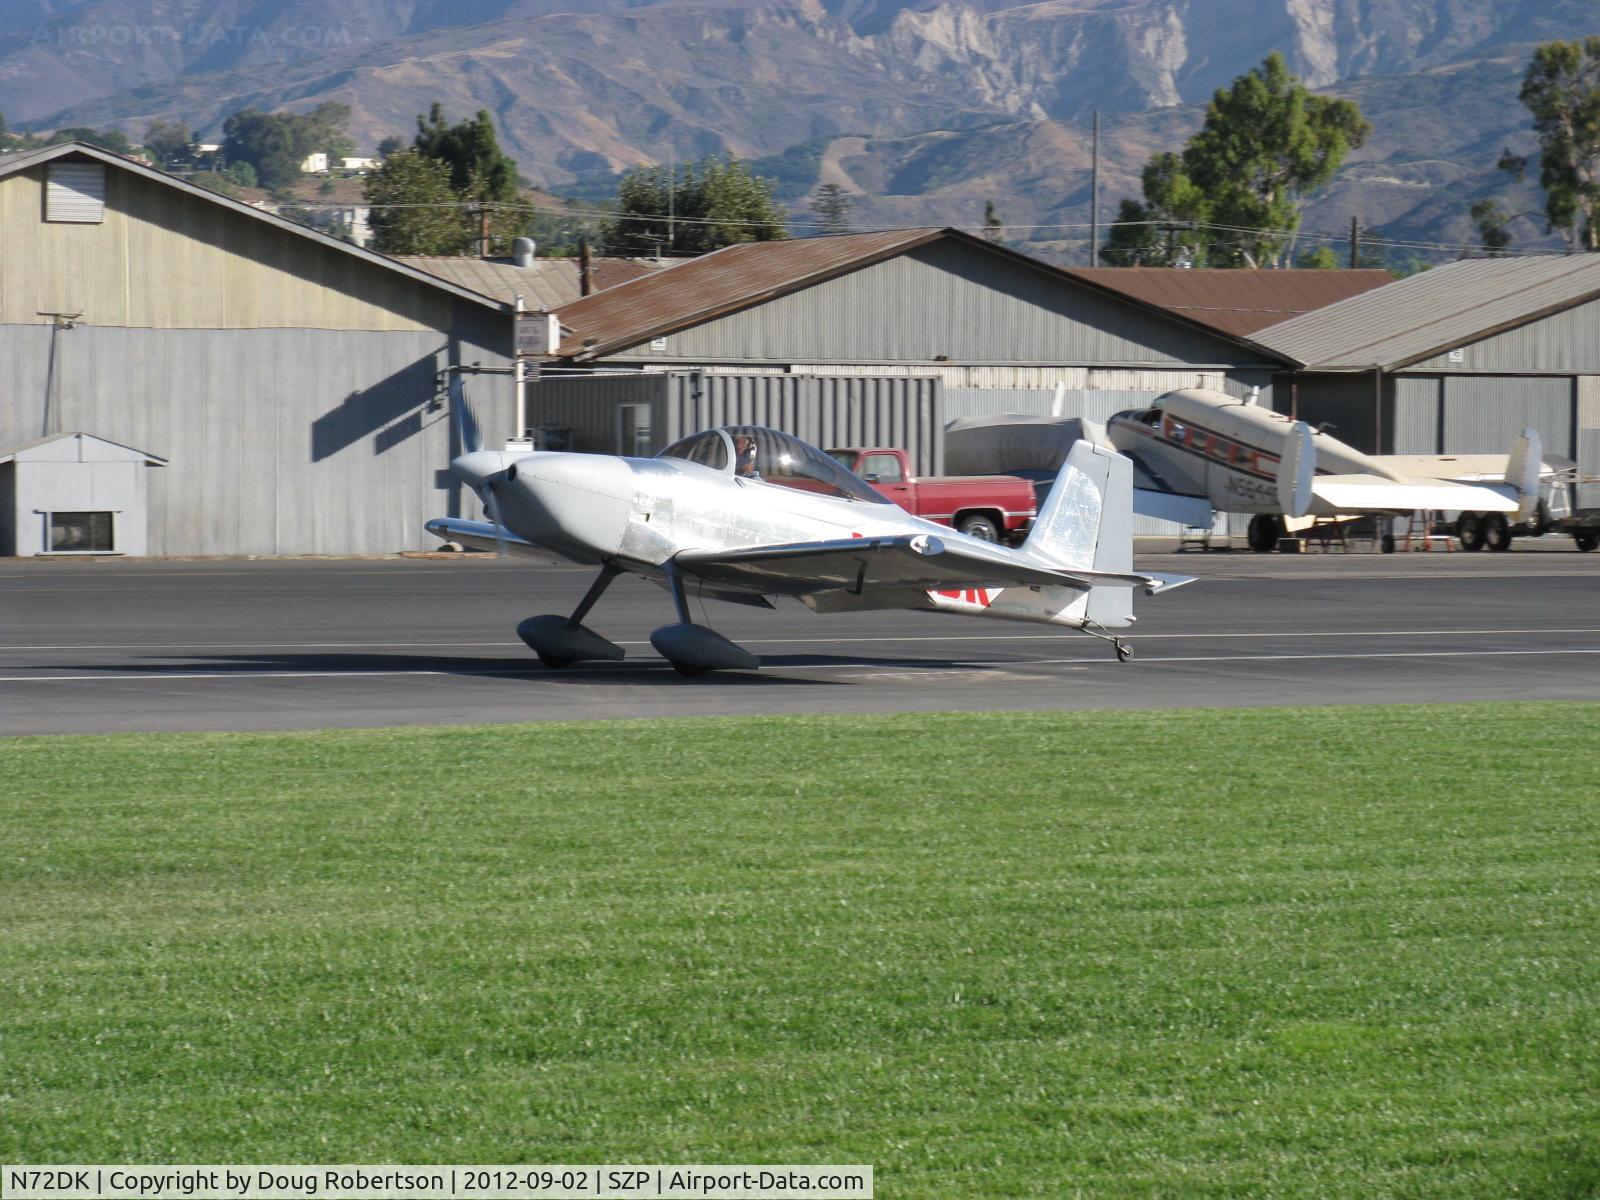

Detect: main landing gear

[516,562,761,678]
[649,564,760,677]
[516,564,627,667]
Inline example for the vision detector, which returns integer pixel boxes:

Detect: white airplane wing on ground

[1310,475,1519,513]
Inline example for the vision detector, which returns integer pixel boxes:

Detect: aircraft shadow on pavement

[45,649,1007,686]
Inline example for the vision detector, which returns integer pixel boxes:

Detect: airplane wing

[1310,475,1518,513]
[674,534,1182,596]
[423,517,572,563]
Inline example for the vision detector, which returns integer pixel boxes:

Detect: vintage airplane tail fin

[1021,441,1136,626]
[1506,427,1542,524]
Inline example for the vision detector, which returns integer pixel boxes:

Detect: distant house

[299,152,329,174]
[0,141,514,557]
[340,157,377,173]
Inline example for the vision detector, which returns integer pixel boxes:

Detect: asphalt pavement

[2,545,1598,735]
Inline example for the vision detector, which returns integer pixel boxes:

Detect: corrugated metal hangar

[0,142,513,557]
[536,229,1392,432]
[1255,256,1600,504]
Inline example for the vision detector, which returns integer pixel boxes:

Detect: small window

[860,453,904,484]
[45,163,107,223]
[49,511,114,552]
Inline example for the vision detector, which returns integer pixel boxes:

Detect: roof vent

[513,237,536,268]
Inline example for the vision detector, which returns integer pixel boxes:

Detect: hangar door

[1440,376,1573,457]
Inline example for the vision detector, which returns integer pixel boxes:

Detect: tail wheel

[536,651,574,669]
[1456,512,1486,552]
[956,514,1001,542]
[1526,498,1551,537]
[1575,531,1599,553]
[1484,512,1512,552]
[1247,514,1283,553]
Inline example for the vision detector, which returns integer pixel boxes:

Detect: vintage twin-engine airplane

[426,415,1192,677]
[1105,388,1542,551]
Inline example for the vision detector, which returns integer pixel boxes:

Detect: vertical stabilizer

[1278,421,1314,517]
[1507,427,1542,523]
[1022,441,1135,625]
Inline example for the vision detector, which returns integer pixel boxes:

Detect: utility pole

[478,204,492,258]
[667,152,676,254]
[1349,216,1360,269]
[1090,110,1100,267]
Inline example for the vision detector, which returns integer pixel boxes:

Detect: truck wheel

[1456,512,1486,552]
[1484,512,1512,552]
[956,514,1000,542]
[1575,531,1599,553]
[1247,514,1282,553]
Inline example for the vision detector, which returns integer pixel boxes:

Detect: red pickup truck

[827,447,1037,543]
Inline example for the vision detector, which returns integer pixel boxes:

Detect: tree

[221,103,352,189]
[376,135,406,160]
[602,156,787,255]
[809,183,853,234]
[1508,38,1600,251]
[142,120,194,165]
[1296,246,1341,268]
[983,200,1003,243]
[365,151,469,255]
[1470,199,1514,256]
[409,104,527,252]
[48,126,133,155]
[1103,53,1370,267]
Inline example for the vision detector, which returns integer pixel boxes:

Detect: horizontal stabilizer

[1310,476,1518,514]
[1133,487,1213,527]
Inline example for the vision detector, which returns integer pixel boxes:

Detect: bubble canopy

[657,426,891,504]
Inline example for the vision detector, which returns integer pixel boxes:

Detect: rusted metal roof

[1060,267,1394,338]
[397,255,662,308]
[552,228,949,357]
[548,228,1385,361]
[1253,254,1600,369]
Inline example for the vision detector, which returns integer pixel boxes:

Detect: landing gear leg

[650,564,760,676]
[517,564,626,668]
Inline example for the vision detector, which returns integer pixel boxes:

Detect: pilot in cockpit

[734,434,761,479]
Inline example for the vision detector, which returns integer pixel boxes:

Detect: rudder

[1021,440,1135,626]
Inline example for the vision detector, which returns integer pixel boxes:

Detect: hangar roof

[1253,254,1600,370]
[398,255,663,308]
[548,228,1382,361]
[0,141,507,313]
[1060,267,1393,338]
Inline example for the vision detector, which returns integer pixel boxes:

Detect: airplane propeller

[447,373,513,557]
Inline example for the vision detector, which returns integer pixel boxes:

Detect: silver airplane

[1105,388,1544,552]
[426,417,1193,677]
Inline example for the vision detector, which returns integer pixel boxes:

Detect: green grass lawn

[3,704,1597,1197]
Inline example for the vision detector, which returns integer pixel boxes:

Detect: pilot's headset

[737,437,759,474]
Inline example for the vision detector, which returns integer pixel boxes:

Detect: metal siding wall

[1440,375,1574,456]
[613,243,1280,367]
[1294,373,1381,451]
[0,166,456,331]
[0,323,506,555]
[1391,376,1441,454]
[1406,297,1600,373]
[524,374,664,452]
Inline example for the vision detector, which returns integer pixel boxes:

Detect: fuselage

[462,444,1110,629]
[1107,388,1390,514]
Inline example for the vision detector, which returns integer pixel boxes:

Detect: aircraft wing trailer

[427,410,1193,676]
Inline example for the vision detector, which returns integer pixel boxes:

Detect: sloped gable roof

[1254,255,1600,369]
[0,141,507,313]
